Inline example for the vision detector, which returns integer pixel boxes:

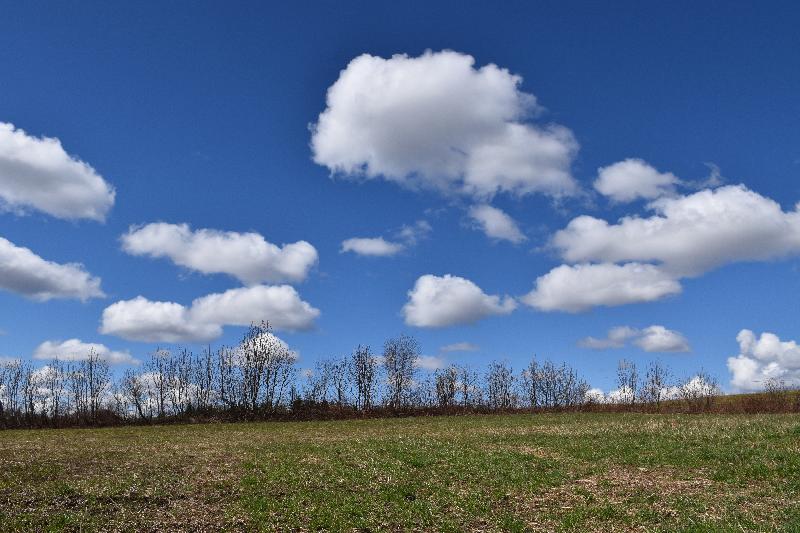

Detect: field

[1,413,799,532]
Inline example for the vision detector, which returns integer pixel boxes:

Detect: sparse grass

[1,413,799,531]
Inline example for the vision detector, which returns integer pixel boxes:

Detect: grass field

[1,413,799,531]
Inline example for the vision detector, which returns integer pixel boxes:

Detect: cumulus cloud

[0,122,115,221]
[403,274,516,328]
[33,338,137,365]
[553,185,800,277]
[521,263,681,312]
[100,285,319,343]
[594,159,680,202]
[468,204,526,243]
[728,329,800,391]
[100,296,222,343]
[0,236,104,301]
[341,219,431,257]
[440,342,479,353]
[121,223,318,284]
[190,285,320,332]
[579,325,689,352]
[578,326,639,349]
[341,237,404,257]
[311,50,578,199]
[635,325,690,353]
[528,184,800,311]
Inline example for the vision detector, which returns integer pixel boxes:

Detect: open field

[1,413,799,532]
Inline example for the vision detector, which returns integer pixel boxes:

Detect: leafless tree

[146,349,170,417]
[122,369,150,420]
[434,366,458,407]
[520,357,540,408]
[617,359,638,405]
[383,335,419,409]
[458,365,481,407]
[350,345,377,410]
[85,351,111,420]
[639,361,671,409]
[486,361,515,409]
[679,371,720,411]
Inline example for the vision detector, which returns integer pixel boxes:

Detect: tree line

[0,323,793,429]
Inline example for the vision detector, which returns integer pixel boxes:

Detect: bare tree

[486,361,515,409]
[434,366,458,407]
[640,361,671,409]
[616,359,638,406]
[85,351,111,420]
[679,371,720,411]
[350,345,377,410]
[458,365,480,407]
[520,357,540,408]
[383,335,419,409]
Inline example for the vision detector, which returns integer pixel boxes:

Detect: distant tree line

[1,323,797,429]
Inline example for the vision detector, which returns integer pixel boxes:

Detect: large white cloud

[341,237,404,257]
[0,236,104,301]
[594,159,679,202]
[0,122,115,221]
[468,204,526,243]
[580,325,689,352]
[552,185,800,277]
[522,263,681,312]
[100,296,222,343]
[403,274,516,328]
[728,329,800,391]
[33,338,137,365]
[100,285,319,343]
[311,50,578,199]
[121,223,318,284]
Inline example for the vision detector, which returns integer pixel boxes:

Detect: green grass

[1,413,799,531]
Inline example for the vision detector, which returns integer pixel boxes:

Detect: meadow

[1,412,799,532]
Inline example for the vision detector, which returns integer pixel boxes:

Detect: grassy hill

[1,412,799,531]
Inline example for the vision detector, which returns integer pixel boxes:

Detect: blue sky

[1,1,799,393]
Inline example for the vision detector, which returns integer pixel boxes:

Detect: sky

[1,1,799,393]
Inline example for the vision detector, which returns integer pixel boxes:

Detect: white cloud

[190,285,320,332]
[440,342,479,353]
[341,237,404,257]
[552,185,800,277]
[100,296,222,343]
[522,263,681,312]
[578,326,639,349]
[727,329,800,391]
[33,338,137,365]
[594,159,679,202]
[341,219,432,257]
[100,285,319,343]
[580,325,689,352]
[0,122,115,221]
[121,222,318,284]
[468,204,526,243]
[416,355,447,371]
[311,50,578,199]
[403,274,516,328]
[635,325,690,353]
[0,236,104,301]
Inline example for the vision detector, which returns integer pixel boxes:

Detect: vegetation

[1,412,798,531]
[6,323,785,430]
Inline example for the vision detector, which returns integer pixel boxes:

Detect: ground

[1,413,799,531]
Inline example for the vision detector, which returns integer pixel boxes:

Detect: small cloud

[440,342,480,353]
[578,325,690,353]
[416,355,447,371]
